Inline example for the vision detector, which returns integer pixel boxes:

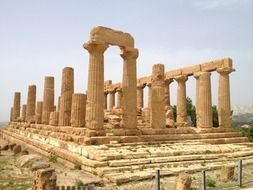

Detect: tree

[212,105,219,128]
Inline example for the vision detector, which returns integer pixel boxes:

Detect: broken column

[12,92,21,121]
[150,64,166,128]
[174,75,188,127]
[21,104,27,122]
[71,93,87,127]
[26,85,36,122]
[197,72,213,128]
[217,64,234,128]
[36,101,43,124]
[83,41,108,134]
[120,47,139,129]
[42,76,55,125]
[49,112,59,126]
[58,67,74,126]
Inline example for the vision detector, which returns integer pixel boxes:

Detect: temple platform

[1,122,253,184]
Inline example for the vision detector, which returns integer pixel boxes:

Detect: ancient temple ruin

[1,26,252,184]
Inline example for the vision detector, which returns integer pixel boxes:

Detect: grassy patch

[48,154,58,163]
[206,176,216,187]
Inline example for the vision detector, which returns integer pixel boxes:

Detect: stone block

[13,145,21,154]
[220,166,234,181]
[176,172,192,190]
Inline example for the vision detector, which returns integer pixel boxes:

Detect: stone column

[109,90,115,110]
[104,92,108,110]
[120,47,139,129]
[150,64,166,128]
[21,104,27,122]
[10,107,13,122]
[26,85,36,122]
[83,41,108,134]
[174,75,188,127]
[71,93,87,127]
[116,88,122,108]
[13,92,21,121]
[41,76,54,124]
[137,84,144,109]
[147,82,152,108]
[197,72,213,128]
[36,101,43,124]
[58,67,74,126]
[164,79,173,107]
[57,96,61,112]
[194,72,201,127]
[217,67,234,128]
[49,112,59,126]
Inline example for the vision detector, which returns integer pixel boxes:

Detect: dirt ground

[0,148,253,190]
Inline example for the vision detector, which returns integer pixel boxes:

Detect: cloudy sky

[0,0,252,121]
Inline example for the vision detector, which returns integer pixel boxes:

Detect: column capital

[120,47,139,60]
[83,41,109,54]
[165,78,173,85]
[193,72,202,79]
[108,88,116,94]
[217,67,235,75]
[174,75,188,83]
[116,87,122,92]
[137,83,145,89]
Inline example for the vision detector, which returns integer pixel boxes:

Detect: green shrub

[48,154,58,163]
[74,162,82,170]
[206,176,216,187]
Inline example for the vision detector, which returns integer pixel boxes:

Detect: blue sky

[0,0,252,121]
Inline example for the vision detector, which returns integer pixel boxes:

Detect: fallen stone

[176,172,192,190]
[220,166,234,182]
[32,161,50,171]
[20,150,29,155]
[17,154,43,167]
[8,143,16,150]
[0,140,8,150]
[13,145,21,154]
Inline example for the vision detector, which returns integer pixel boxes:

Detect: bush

[74,162,82,170]
[48,154,58,163]
[206,176,216,187]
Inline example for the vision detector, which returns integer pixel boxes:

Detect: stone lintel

[181,64,201,76]
[166,69,182,79]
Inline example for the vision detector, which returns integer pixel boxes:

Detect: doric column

[36,101,43,124]
[10,107,13,122]
[137,84,144,109]
[164,79,173,107]
[104,92,108,110]
[13,92,21,121]
[57,96,61,112]
[109,90,115,110]
[41,76,54,124]
[71,93,87,127]
[83,41,108,133]
[49,111,59,126]
[174,75,188,126]
[193,72,201,127]
[116,88,122,108]
[147,82,152,108]
[120,47,139,129]
[26,85,36,122]
[21,104,27,122]
[197,72,213,128]
[217,67,234,128]
[58,67,74,126]
[150,64,166,128]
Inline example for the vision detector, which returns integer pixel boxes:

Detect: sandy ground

[1,147,253,190]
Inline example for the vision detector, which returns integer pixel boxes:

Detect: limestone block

[13,145,21,154]
[201,60,222,72]
[182,64,201,76]
[166,69,182,79]
[89,26,134,47]
[220,166,234,181]
[176,172,192,190]
[32,168,57,190]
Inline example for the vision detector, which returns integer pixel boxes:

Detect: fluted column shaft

[36,101,43,124]
[116,90,122,108]
[217,67,234,128]
[150,64,166,128]
[26,85,36,122]
[175,75,188,125]
[49,111,59,126]
[194,72,201,126]
[120,47,139,129]
[42,76,54,124]
[137,85,144,109]
[109,91,115,110]
[71,93,87,127]
[58,68,74,126]
[21,104,27,122]
[104,92,108,110]
[197,72,213,128]
[13,92,21,121]
[84,42,108,132]
[164,79,173,107]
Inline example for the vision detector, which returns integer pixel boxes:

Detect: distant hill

[233,113,253,124]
